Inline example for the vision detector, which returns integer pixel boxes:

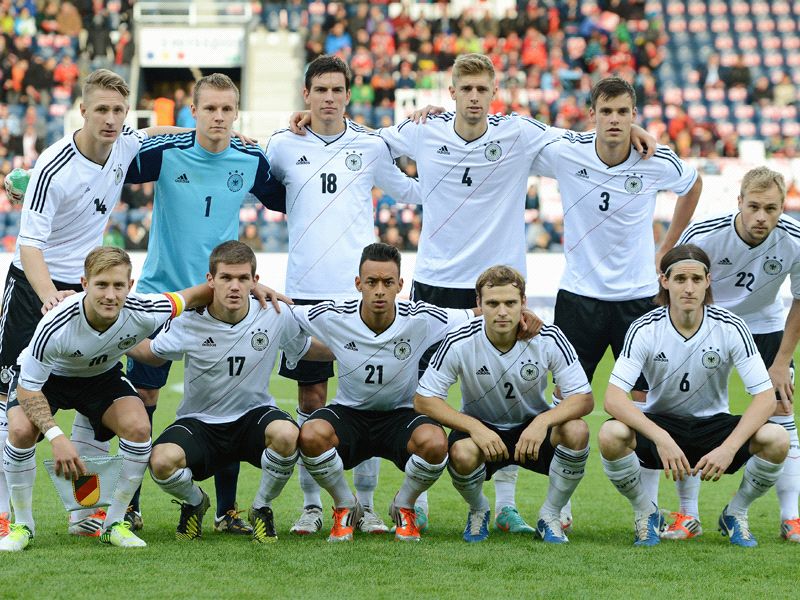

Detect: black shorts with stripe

[448,418,557,479]
[554,289,653,390]
[7,362,140,442]
[632,412,752,472]
[307,404,441,470]
[154,406,297,481]
[279,298,334,385]
[0,264,83,394]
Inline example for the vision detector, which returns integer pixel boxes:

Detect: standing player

[123,73,287,534]
[649,167,800,542]
[599,244,789,547]
[294,243,475,542]
[126,242,332,543]
[415,266,593,543]
[266,56,422,535]
[0,247,215,551]
[0,69,179,536]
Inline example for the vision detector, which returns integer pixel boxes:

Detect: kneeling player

[0,247,214,551]
[415,266,593,544]
[296,243,479,542]
[127,242,331,543]
[599,244,790,547]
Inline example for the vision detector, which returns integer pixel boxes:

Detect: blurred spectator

[174,88,195,128]
[239,223,263,251]
[125,222,149,251]
[722,55,751,89]
[103,222,125,248]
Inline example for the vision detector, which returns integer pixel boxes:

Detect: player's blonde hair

[83,69,130,103]
[193,73,240,107]
[475,265,525,300]
[209,240,256,276]
[84,246,132,280]
[655,244,713,306]
[740,166,786,203]
[452,54,495,85]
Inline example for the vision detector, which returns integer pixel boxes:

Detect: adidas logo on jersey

[654,352,668,362]
[202,337,216,347]
[69,350,84,358]
[437,145,450,155]
[575,168,589,179]
[296,155,310,165]
[476,365,490,375]
[717,258,733,265]
[344,341,358,351]
[175,173,190,183]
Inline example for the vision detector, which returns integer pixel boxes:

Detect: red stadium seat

[737,35,757,51]
[688,18,706,33]
[772,1,790,16]
[687,103,708,120]
[709,103,730,119]
[728,87,748,103]
[705,87,725,103]
[708,2,728,17]
[667,18,687,33]
[666,3,685,16]
[730,1,750,16]
[782,121,800,137]
[711,17,730,33]
[751,1,770,17]
[759,122,780,137]
[734,104,755,120]
[642,104,663,120]
[736,121,756,137]
[733,18,753,33]
[716,121,735,137]
[687,1,707,16]
[683,86,702,102]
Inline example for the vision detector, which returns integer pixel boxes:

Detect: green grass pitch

[3,350,798,600]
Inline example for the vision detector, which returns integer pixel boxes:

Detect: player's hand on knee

[655,436,691,480]
[693,446,735,481]
[517,309,542,340]
[408,105,445,124]
[767,364,794,414]
[41,290,77,314]
[471,426,508,463]
[253,283,292,311]
[51,437,87,480]
[289,111,311,134]
[515,419,547,462]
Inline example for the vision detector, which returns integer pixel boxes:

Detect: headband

[663,259,708,277]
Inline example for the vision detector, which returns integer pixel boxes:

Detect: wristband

[44,426,64,441]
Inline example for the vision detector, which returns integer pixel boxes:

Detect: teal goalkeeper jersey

[125,132,285,293]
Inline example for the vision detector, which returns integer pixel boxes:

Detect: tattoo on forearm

[19,393,56,434]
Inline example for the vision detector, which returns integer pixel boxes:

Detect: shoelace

[540,514,563,536]
[468,511,486,535]
[728,513,753,540]
[635,513,656,540]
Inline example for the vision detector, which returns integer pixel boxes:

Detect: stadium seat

[782,121,800,137]
[687,103,708,120]
[716,121,735,137]
[759,122,780,138]
[709,103,730,119]
[736,121,756,138]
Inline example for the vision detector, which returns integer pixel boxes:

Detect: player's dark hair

[655,244,713,306]
[209,240,257,276]
[359,242,401,273]
[305,55,352,92]
[84,246,132,280]
[590,76,636,109]
[475,265,525,301]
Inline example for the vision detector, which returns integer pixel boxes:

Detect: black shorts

[632,412,752,473]
[554,289,653,390]
[279,298,334,385]
[0,264,83,394]
[752,331,795,371]
[307,404,441,470]
[410,281,475,377]
[448,418,557,479]
[154,405,297,481]
[8,362,140,442]
[126,326,172,390]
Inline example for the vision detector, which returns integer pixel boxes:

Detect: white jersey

[610,305,772,417]
[379,113,562,287]
[18,291,181,391]
[678,213,800,334]
[266,121,421,300]
[292,299,472,410]
[418,320,591,429]
[532,134,698,301]
[13,126,146,283]
[151,299,311,424]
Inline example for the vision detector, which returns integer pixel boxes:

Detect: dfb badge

[227,170,244,192]
[763,256,783,275]
[345,152,363,171]
[701,348,721,369]
[624,175,643,193]
[393,339,412,360]
[117,335,137,350]
[251,330,269,351]
[0,366,12,384]
[484,142,502,161]
[114,164,124,185]
[520,361,539,381]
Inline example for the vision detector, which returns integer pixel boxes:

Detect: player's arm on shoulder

[126,338,166,367]
[630,124,657,158]
[302,337,336,362]
[171,284,213,311]
[658,174,703,265]
[19,246,75,313]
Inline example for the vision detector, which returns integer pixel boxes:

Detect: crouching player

[127,241,332,543]
[0,247,215,551]
[599,244,789,546]
[415,266,593,544]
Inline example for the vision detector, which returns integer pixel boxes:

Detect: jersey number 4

[93,198,108,214]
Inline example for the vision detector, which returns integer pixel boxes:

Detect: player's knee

[149,445,180,479]
[137,387,160,408]
[117,416,151,443]
[6,410,38,447]
[298,382,327,413]
[266,420,299,456]
[753,422,790,462]
[409,424,448,463]
[298,419,335,457]
[598,420,632,457]
[448,439,481,474]
[556,418,590,450]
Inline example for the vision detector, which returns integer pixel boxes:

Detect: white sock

[675,473,701,519]
[296,410,322,509]
[415,491,429,512]
[3,442,36,533]
[104,438,151,528]
[728,454,783,516]
[448,463,489,512]
[152,466,203,505]
[0,402,9,514]
[639,467,661,506]
[255,449,297,509]
[395,454,447,508]
[771,414,800,520]
[69,412,111,522]
[354,456,380,508]
[493,464,518,512]
[541,445,589,517]
[601,453,653,515]
[301,448,353,508]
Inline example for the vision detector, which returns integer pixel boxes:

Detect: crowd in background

[2,1,799,253]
